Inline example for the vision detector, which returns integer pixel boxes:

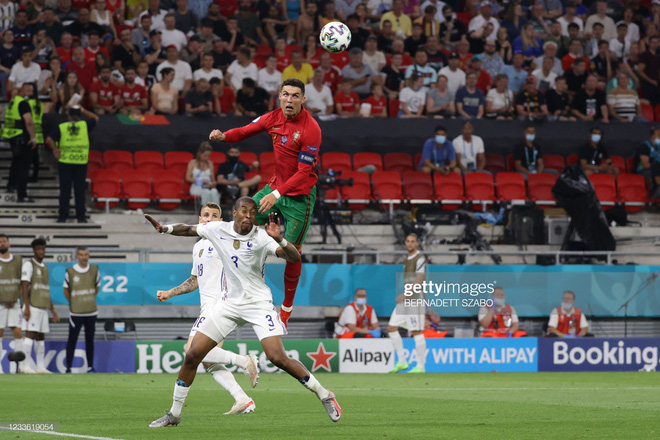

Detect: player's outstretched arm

[157,275,199,302]
[267,213,301,263]
[144,214,198,236]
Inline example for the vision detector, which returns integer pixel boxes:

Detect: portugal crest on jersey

[233,240,240,250]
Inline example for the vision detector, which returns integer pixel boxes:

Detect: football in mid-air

[319,21,352,53]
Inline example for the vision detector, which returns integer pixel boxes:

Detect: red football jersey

[223,107,321,196]
[322,66,341,95]
[84,46,110,66]
[120,83,148,107]
[334,91,359,114]
[362,95,387,115]
[89,80,119,107]
[217,87,236,114]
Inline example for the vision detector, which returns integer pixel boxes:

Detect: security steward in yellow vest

[3,82,38,203]
[64,246,100,373]
[46,106,97,223]
[28,96,44,183]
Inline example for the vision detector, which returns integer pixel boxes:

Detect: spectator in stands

[479,287,526,337]
[35,7,65,46]
[83,31,109,67]
[607,72,645,123]
[546,76,575,120]
[585,0,616,40]
[544,20,571,58]
[399,74,426,118]
[453,121,486,173]
[418,125,458,174]
[256,54,281,109]
[58,71,85,114]
[363,35,387,73]
[438,52,466,96]
[495,27,513,64]
[198,19,221,54]
[298,3,321,44]
[500,51,527,93]
[380,0,412,37]
[139,0,167,32]
[65,46,95,91]
[455,71,485,119]
[175,0,200,37]
[194,53,223,83]
[378,20,395,54]
[618,7,639,44]
[132,14,152,49]
[225,46,258,92]
[302,34,322,69]
[532,56,558,94]
[179,36,203,72]
[89,66,120,114]
[335,0,360,23]
[334,288,381,338]
[610,23,630,61]
[405,23,427,56]
[469,1,499,43]
[66,8,103,45]
[564,58,588,98]
[529,2,552,39]
[342,48,380,99]
[186,141,220,205]
[515,75,549,120]
[468,55,491,94]
[0,31,21,97]
[638,35,660,107]
[405,49,437,88]
[455,39,473,71]
[55,0,78,24]
[111,28,141,74]
[438,5,465,49]
[142,30,166,75]
[590,40,616,88]
[579,127,618,176]
[262,5,293,44]
[534,41,563,76]
[501,3,527,42]
[485,74,514,119]
[584,23,606,59]
[571,74,609,122]
[480,39,504,79]
[319,51,341,95]
[7,46,40,98]
[514,23,544,62]
[160,13,187,51]
[184,77,213,117]
[11,10,33,52]
[89,1,116,39]
[361,83,387,117]
[136,60,156,89]
[562,38,588,72]
[32,30,55,71]
[282,49,314,84]
[215,145,261,199]
[634,127,660,189]
[381,52,405,99]
[118,67,148,114]
[210,77,236,116]
[304,68,334,116]
[234,77,270,117]
[558,1,584,37]
[57,32,75,68]
[547,290,589,337]
[424,34,447,70]
[426,74,455,118]
[334,77,360,117]
[149,67,178,114]
[205,2,228,39]
[514,125,547,177]
[156,45,193,95]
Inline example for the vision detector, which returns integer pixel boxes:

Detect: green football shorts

[253,184,317,245]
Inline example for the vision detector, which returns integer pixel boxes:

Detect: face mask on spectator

[356,298,367,306]
[562,302,573,311]
[525,134,535,142]
[227,155,239,165]
[591,134,601,143]
[493,298,505,308]
[435,135,446,144]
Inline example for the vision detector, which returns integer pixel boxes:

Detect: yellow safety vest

[2,96,26,139]
[58,120,90,165]
[28,99,44,144]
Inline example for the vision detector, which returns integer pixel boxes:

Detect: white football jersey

[191,238,224,312]
[197,221,280,304]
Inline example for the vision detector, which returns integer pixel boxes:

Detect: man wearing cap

[161,12,187,51]
[7,46,41,98]
[143,29,167,75]
[438,52,466,96]
[341,47,381,99]
[46,106,97,223]
[156,44,193,95]
[469,1,499,42]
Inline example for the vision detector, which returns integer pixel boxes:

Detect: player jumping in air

[146,198,341,427]
[209,78,321,328]
[155,202,259,415]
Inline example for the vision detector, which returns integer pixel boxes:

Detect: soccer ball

[319,21,352,53]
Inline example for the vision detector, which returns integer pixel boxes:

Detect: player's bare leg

[280,243,303,328]
[261,335,341,422]
[149,332,218,427]
[388,325,409,373]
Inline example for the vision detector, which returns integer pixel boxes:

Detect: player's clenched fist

[157,290,172,302]
[209,129,225,141]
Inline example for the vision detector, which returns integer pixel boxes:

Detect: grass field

[1,372,659,440]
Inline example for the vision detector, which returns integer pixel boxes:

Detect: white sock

[170,382,191,418]
[202,348,248,369]
[300,373,330,400]
[389,331,406,365]
[35,340,45,370]
[13,338,24,370]
[23,338,36,370]
[414,334,426,371]
[211,365,250,403]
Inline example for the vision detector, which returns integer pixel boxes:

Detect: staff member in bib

[46,106,98,223]
[64,246,100,373]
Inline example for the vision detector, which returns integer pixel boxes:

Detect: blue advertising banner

[0,340,135,373]
[538,338,660,372]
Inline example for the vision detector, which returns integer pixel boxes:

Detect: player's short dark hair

[406,233,420,242]
[160,67,174,77]
[281,78,305,96]
[242,77,256,88]
[201,202,221,215]
[31,238,46,248]
[590,126,601,134]
[234,196,257,211]
[0,233,8,240]
[434,125,447,134]
[564,290,576,300]
[76,246,88,253]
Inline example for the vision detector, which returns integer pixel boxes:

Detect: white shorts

[0,301,23,329]
[189,302,217,338]
[197,300,286,342]
[388,308,424,332]
[23,306,50,334]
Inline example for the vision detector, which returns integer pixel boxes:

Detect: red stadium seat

[484,153,506,175]
[372,171,403,206]
[496,172,526,201]
[240,151,259,167]
[641,103,655,122]
[414,153,422,169]
[610,155,626,174]
[352,152,383,172]
[153,172,185,210]
[103,150,134,172]
[433,173,464,209]
[322,152,352,173]
[566,154,578,166]
[465,172,495,210]
[384,153,413,176]
[209,152,226,173]
[627,156,634,173]
[403,171,433,201]
[617,173,647,212]
[506,154,515,172]
[165,151,194,178]
[134,151,164,173]
[656,105,660,122]
[122,170,153,209]
[88,150,103,168]
[389,99,400,117]
[90,169,121,211]
[340,171,372,209]
[528,173,557,206]
[588,174,618,205]
[542,155,565,174]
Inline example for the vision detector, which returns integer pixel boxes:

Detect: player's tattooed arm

[157,275,198,301]
[144,214,198,236]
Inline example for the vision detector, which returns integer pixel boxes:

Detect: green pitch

[1,372,659,439]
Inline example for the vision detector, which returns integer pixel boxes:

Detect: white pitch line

[0,428,124,440]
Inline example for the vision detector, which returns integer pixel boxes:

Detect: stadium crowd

[0,0,658,121]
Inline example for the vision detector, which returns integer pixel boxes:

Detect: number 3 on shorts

[266,315,275,329]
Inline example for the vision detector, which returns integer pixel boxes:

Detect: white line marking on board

[0,428,125,440]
